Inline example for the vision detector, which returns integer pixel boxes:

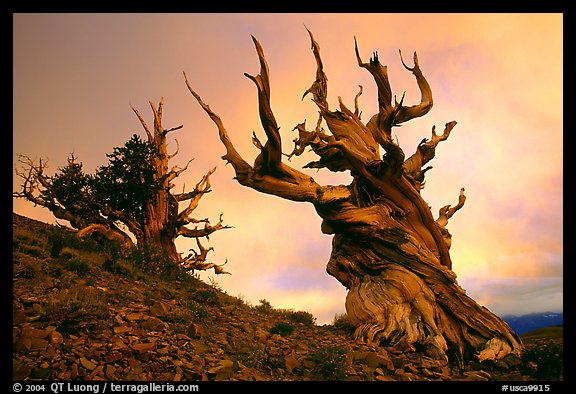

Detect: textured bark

[186,30,522,365]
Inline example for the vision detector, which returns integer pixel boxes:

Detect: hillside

[12,213,563,382]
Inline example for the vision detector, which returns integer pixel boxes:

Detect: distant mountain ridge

[502,312,563,335]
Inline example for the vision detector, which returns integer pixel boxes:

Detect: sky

[13,13,563,324]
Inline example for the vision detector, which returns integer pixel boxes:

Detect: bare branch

[166,158,194,186]
[436,188,466,228]
[355,37,393,115]
[183,71,253,182]
[181,238,230,275]
[100,206,144,243]
[396,50,433,125]
[13,154,46,205]
[357,41,433,150]
[150,98,164,137]
[131,105,153,142]
[404,121,457,190]
[298,35,380,172]
[244,35,293,180]
[354,85,363,118]
[302,27,329,109]
[163,124,184,136]
[430,120,456,146]
[177,212,231,239]
[185,237,213,264]
[167,138,180,159]
[286,115,332,162]
[436,188,467,251]
[176,167,216,223]
[77,223,134,248]
[252,131,264,150]
[186,58,340,204]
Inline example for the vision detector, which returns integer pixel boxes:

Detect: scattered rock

[49,331,63,345]
[105,352,122,363]
[125,313,144,321]
[462,370,492,381]
[79,357,97,371]
[11,212,563,382]
[393,368,416,381]
[206,359,236,380]
[32,367,52,379]
[254,328,269,341]
[31,337,50,350]
[141,317,167,331]
[285,351,300,373]
[149,302,170,317]
[131,342,155,353]
[113,326,132,334]
[221,305,236,314]
[13,309,26,325]
[364,351,394,370]
[13,361,32,380]
[186,323,204,338]
[495,353,523,371]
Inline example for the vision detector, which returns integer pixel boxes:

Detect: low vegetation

[12,213,563,381]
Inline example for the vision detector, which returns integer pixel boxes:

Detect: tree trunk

[185,29,523,365]
[325,223,521,365]
[132,100,231,273]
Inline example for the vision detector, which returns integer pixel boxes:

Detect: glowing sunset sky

[13,13,563,324]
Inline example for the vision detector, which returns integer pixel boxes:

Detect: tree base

[342,263,523,367]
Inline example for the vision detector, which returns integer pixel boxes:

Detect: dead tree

[185,30,523,365]
[14,99,230,275]
[130,99,231,273]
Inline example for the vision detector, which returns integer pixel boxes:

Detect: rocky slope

[12,213,563,381]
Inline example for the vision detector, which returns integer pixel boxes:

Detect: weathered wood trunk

[314,171,521,365]
[186,29,523,365]
[324,218,521,365]
[132,100,231,273]
[140,104,181,262]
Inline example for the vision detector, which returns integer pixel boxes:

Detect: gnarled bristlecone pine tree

[14,99,230,275]
[184,30,522,365]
